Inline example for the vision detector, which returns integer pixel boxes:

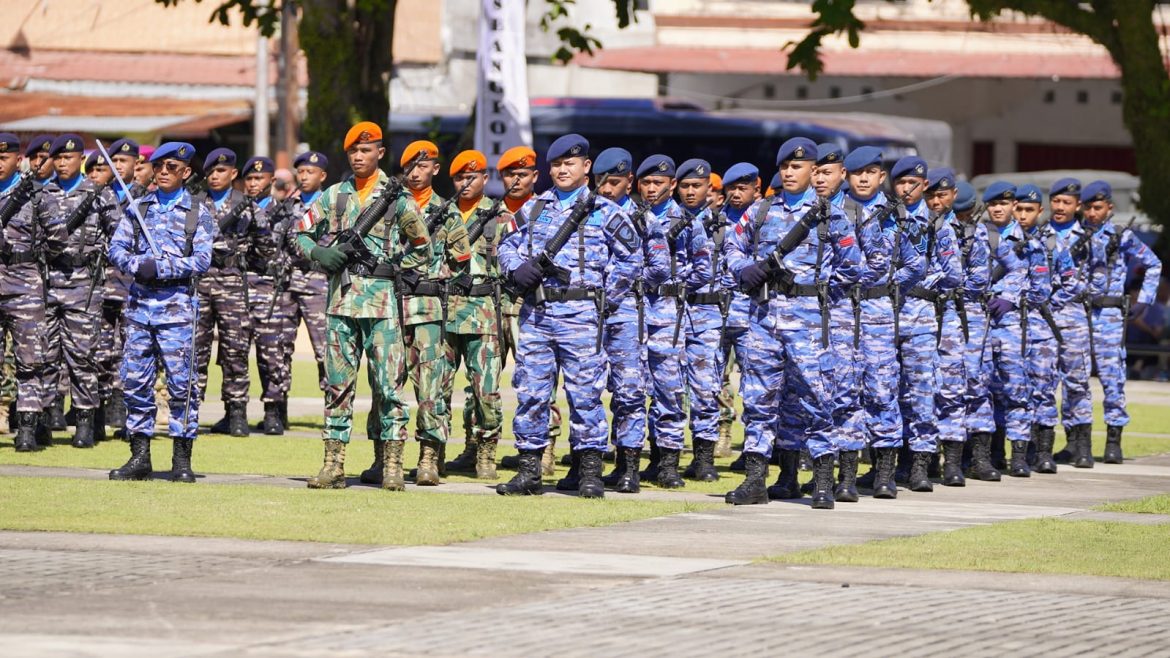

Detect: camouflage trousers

[898,330,939,453]
[406,321,450,443]
[325,314,407,444]
[0,335,14,406]
[1092,310,1128,427]
[935,305,969,444]
[684,323,722,445]
[283,271,328,392]
[44,281,102,409]
[0,291,46,413]
[1052,321,1093,428]
[718,324,751,435]
[506,311,562,442]
[646,323,686,451]
[97,299,126,403]
[195,270,252,403]
[248,273,292,403]
[122,319,199,440]
[829,302,866,452]
[443,331,502,443]
[606,320,646,449]
[986,311,1031,443]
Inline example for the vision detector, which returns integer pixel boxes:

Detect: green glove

[310,245,349,274]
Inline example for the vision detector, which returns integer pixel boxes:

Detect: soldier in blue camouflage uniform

[1040,178,1093,471]
[497,134,641,498]
[968,181,1030,479]
[108,142,213,482]
[1079,180,1162,465]
[723,138,863,509]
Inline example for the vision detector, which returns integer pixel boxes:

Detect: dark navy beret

[203,147,237,171]
[1049,177,1082,199]
[815,142,844,166]
[1015,184,1043,204]
[675,158,711,181]
[593,147,632,177]
[722,162,759,187]
[0,133,18,154]
[1080,180,1111,203]
[843,146,883,172]
[49,134,84,156]
[891,156,928,181]
[293,151,328,170]
[84,151,108,170]
[24,134,53,157]
[109,138,139,159]
[637,154,676,179]
[926,167,955,192]
[243,156,275,175]
[776,137,817,166]
[152,142,197,164]
[768,172,781,192]
[546,133,588,162]
[954,181,977,212]
[982,181,1016,203]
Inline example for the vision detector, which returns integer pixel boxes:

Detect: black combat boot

[14,411,40,452]
[71,408,95,449]
[1054,426,1078,464]
[208,407,232,434]
[228,401,249,437]
[928,451,942,479]
[48,399,66,431]
[1073,423,1095,469]
[92,406,107,443]
[728,450,747,473]
[1009,440,1031,478]
[35,414,53,447]
[279,400,289,428]
[941,441,966,487]
[359,440,385,484]
[834,450,859,503]
[640,440,662,481]
[656,448,686,489]
[1104,425,1124,464]
[577,449,605,499]
[104,392,127,430]
[872,447,898,499]
[766,449,802,500]
[444,439,478,474]
[170,438,196,483]
[556,450,582,491]
[686,439,720,482]
[613,448,641,494]
[7,401,16,433]
[810,454,836,510]
[601,446,628,487]
[968,432,1002,481]
[908,451,934,492]
[262,402,284,435]
[1033,425,1058,474]
[496,448,544,496]
[724,452,769,505]
[990,427,1007,471]
[894,444,912,485]
[109,434,153,481]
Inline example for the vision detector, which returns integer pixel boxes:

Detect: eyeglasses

[152,160,184,174]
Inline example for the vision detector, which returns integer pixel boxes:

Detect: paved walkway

[1,451,1170,657]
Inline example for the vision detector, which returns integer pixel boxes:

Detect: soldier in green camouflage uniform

[295,122,431,490]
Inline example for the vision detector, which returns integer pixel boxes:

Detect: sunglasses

[152,160,184,174]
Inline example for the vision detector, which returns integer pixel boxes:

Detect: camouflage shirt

[402,192,471,326]
[45,177,121,288]
[0,174,64,297]
[446,195,500,335]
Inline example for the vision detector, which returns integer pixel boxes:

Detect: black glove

[739,263,768,290]
[1129,302,1147,320]
[135,257,158,283]
[511,259,544,290]
[987,297,1015,322]
[310,245,349,274]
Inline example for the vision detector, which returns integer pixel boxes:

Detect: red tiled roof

[577,46,1120,79]
[1,48,306,88]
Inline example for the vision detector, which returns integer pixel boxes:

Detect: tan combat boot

[476,438,498,480]
[416,440,441,486]
[541,435,557,477]
[382,440,405,491]
[307,439,347,489]
[714,422,733,458]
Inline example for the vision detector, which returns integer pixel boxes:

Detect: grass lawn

[0,476,713,545]
[766,518,1170,581]
[1097,494,1170,515]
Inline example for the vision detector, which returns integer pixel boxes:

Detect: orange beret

[497,146,536,171]
[400,140,439,167]
[709,172,723,191]
[343,121,382,150]
[450,150,488,177]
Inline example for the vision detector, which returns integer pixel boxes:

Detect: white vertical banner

[475,0,533,193]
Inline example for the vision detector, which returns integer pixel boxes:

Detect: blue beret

[722,162,759,187]
[768,172,781,192]
[84,151,108,170]
[293,151,328,170]
[546,133,588,162]
[0,133,18,154]
[676,158,711,181]
[776,137,817,166]
[203,147,237,171]
[891,156,928,181]
[982,181,1016,203]
[151,142,197,164]
[109,138,139,159]
[953,181,977,212]
[926,167,955,192]
[1050,177,1082,198]
[593,147,632,177]
[24,135,53,157]
[637,154,676,179]
[1080,180,1112,203]
[243,156,275,175]
[1015,184,1043,204]
[49,134,84,156]
[815,142,844,166]
[843,146,883,172]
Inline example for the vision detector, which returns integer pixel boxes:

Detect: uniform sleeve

[107,212,137,276]
[1025,238,1052,307]
[98,187,121,240]
[1050,236,1084,310]
[963,223,991,297]
[603,207,641,307]
[994,237,1027,306]
[642,213,670,288]
[1123,231,1163,305]
[894,225,926,289]
[856,217,885,288]
[498,199,535,276]
[724,201,760,283]
[157,205,213,279]
[828,214,862,286]
[37,191,67,259]
[295,191,331,259]
[248,204,279,263]
[930,223,963,292]
[685,214,714,291]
